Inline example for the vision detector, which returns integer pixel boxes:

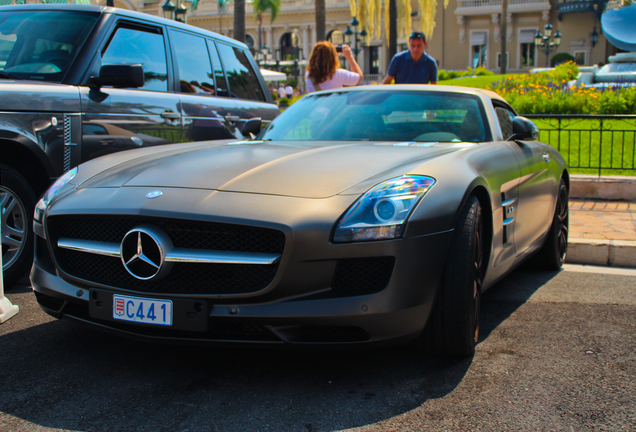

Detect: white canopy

[260,68,287,82]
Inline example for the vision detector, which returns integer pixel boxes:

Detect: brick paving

[569,199,636,241]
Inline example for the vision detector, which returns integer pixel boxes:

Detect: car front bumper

[31,187,453,348]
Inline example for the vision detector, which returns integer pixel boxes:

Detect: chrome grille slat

[57,237,282,264]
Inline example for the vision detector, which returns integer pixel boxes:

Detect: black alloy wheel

[419,195,484,357]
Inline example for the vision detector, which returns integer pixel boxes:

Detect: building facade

[4,0,619,77]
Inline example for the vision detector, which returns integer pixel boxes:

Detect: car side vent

[63,115,73,171]
[332,257,395,294]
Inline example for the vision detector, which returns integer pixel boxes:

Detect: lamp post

[162,0,176,20]
[534,24,562,67]
[590,26,599,48]
[255,45,272,68]
[344,17,367,61]
[175,1,187,22]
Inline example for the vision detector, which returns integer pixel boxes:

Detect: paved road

[1,264,635,432]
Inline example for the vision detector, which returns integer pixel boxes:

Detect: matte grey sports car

[31,85,569,357]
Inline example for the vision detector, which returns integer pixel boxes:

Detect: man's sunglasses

[409,32,425,40]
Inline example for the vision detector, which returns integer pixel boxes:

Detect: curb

[568,175,636,268]
[570,175,636,201]
[567,238,636,268]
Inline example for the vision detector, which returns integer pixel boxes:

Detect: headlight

[333,175,436,243]
[34,167,78,222]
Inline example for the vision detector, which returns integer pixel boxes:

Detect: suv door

[79,22,181,162]
[168,29,241,141]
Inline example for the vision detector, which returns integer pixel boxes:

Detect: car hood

[78,140,472,198]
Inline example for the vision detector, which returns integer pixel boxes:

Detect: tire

[1,164,36,288]
[418,195,484,358]
[536,178,569,270]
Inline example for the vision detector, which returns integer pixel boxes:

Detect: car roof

[0,4,246,50]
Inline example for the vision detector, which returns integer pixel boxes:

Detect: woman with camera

[305,41,362,93]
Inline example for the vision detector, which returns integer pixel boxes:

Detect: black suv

[0,4,280,286]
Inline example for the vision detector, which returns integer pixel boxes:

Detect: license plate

[112,294,172,326]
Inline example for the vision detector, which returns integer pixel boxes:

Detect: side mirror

[241,117,262,139]
[90,64,144,88]
[508,116,539,141]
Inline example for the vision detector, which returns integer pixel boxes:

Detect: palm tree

[253,0,281,49]
[315,0,326,41]
[234,0,246,43]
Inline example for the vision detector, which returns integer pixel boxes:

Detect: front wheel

[418,195,484,357]
[1,164,36,287]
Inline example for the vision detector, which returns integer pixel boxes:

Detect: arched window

[279,31,302,60]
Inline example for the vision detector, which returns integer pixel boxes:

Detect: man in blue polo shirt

[383,32,438,84]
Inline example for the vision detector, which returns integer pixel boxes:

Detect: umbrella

[260,68,287,82]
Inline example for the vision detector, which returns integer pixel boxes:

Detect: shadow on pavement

[480,261,562,343]
[0,263,560,431]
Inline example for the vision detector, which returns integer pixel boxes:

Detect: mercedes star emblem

[120,225,173,280]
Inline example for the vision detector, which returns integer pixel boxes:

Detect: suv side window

[495,105,516,140]
[207,40,229,97]
[216,43,265,101]
[170,30,215,94]
[101,26,168,92]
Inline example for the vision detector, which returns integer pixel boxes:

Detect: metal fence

[525,114,636,176]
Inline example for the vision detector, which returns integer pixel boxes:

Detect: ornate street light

[590,26,599,48]
[175,1,187,22]
[256,45,272,67]
[535,24,562,67]
[162,0,176,20]
[344,16,367,61]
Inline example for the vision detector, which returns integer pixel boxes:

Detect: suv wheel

[1,164,36,287]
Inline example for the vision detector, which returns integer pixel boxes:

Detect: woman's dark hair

[306,41,340,85]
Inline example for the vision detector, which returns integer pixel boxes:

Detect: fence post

[558,116,561,152]
[598,117,603,177]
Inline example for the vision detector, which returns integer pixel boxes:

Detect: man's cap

[409,32,426,42]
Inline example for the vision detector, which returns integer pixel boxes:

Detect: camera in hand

[336,45,343,53]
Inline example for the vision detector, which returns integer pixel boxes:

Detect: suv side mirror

[241,117,262,139]
[508,116,539,141]
[90,64,144,88]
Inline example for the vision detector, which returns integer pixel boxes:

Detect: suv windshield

[0,10,99,81]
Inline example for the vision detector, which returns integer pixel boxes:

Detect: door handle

[224,115,240,123]
[161,111,181,119]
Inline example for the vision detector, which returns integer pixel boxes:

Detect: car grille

[332,257,395,294]
[46,216,285,295]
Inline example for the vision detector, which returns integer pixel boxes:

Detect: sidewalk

[567,199,636,267]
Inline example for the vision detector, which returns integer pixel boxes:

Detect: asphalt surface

[1,263,635,432]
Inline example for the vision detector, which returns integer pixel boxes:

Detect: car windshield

[0,10,99,82]
[262,90,491,143]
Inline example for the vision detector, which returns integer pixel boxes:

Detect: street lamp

[175,1,187,22]
[534,24,562,67]
[162,0,176,20]
[344,16,367,61]
[590,26,599,48]
[255,45,272,67]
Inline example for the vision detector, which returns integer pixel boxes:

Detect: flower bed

[486,62,636,115]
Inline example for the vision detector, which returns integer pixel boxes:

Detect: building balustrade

[455,0,551,15]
